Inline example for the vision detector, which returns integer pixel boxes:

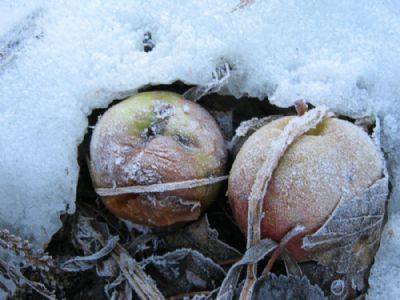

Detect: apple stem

[295,99,308,116]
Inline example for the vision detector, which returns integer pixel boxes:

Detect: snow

[0,1,41,36]
[367,214,400,299]
[0,0,400,296]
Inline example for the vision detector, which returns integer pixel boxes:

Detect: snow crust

[0,1,400,296]
[367,213,400,299]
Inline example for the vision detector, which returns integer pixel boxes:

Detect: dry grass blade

[98,237,165,300]
[162,216,242,266]
[96,176,228,196]
[61,236,119,272]
[239,107,330,300]
[73,211,164,299]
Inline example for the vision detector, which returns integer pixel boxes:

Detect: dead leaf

[302,174,388,274]
[61,236,119,272]
[250,274,326,300]
[216,238,278,300]
[163,216,242,266]
[96,257,119,278]
[72,216,165,300]
[300,261,367,298]
[141,249,225,298]
[228,116,281,157]
[281,250,302,277]
[0,266,17,299]
[0,259,56,300]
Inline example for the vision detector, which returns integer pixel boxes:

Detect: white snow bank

[0,0,399,297]
[367,212,400,299]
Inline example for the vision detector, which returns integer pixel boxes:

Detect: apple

[228,116,383,261]
[90,91,227,227]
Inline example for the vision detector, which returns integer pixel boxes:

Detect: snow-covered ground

[1,0,399,298]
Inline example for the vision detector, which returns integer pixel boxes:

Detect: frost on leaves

[217,238,278,300]
[69,216,165,300]
[61,236,119,272]
[141,249,225,298]
[0,230,56,299]
[302,173,388,274]
[163,215,242,266]
[302,117,389,274]
[250,274,326,300]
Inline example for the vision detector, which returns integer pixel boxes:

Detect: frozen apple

[228,115,383,261]
[90,91,227,227]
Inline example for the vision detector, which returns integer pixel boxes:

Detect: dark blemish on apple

[173,134,194,148]
[141,127,155,140]
[154,102,174,121]
[141,122,164,139]
[141,103,174,139]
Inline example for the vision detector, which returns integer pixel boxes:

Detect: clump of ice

[0,1,400,296]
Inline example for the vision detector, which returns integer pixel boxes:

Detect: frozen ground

[0,0,399,298]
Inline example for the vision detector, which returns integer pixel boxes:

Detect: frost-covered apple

[90,91,227,227]
[228,116,383,261]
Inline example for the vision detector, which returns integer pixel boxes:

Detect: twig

[96,175,228,196]
[262,224,305,275]
[239,107,330,300]
[98,237,165,300]
[216,239,278,299]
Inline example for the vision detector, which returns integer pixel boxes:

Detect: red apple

[228,116,382,261]
[90,91,227,227]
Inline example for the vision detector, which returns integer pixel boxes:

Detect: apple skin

[90,91,227,227]
[228,116,383,261]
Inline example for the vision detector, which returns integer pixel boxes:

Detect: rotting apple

[90,91,227,227]
[228,115,383,261]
